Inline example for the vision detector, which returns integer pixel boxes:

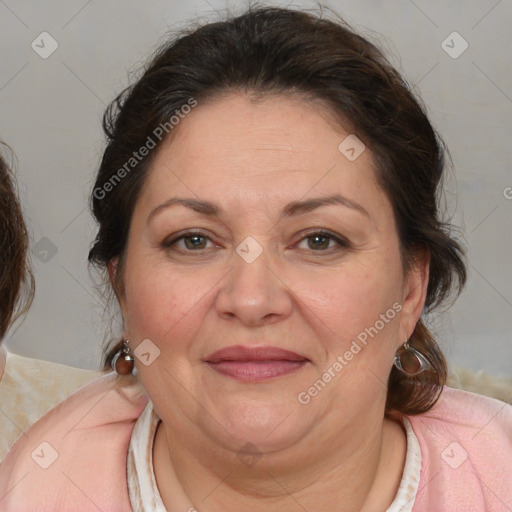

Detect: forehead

[140,93,383,214]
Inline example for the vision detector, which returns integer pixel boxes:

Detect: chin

[210,399,306,454]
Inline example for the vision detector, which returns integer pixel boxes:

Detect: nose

[214,242,293,327]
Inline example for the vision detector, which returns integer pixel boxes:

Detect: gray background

[1,0,511,374]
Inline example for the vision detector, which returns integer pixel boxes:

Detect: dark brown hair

[89,5,466,415]
[0,144,34,339]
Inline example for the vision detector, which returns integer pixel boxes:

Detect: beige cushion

[447,366,512,404]
[0,350,99,461]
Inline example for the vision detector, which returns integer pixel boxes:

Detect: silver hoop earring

[393,340,432,376]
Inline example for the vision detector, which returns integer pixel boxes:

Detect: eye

[162,230,216,252]
[295,230,349,252]
[162,229,350,254]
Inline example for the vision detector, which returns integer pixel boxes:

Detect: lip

[205,345,308,363]
[204,345,309,382]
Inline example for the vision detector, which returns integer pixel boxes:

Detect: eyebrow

[147,193,370,224]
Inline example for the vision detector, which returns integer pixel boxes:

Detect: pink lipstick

[204,345,309,382]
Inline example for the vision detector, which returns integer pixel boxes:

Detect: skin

[115,93,429,511]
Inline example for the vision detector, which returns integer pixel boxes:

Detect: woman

[1,6,510,511]
[0,145,33,345]
[0,146,97,461]
[0,144,34,458]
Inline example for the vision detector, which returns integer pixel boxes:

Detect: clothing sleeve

[409,386,512,512]
[0,372,147,511]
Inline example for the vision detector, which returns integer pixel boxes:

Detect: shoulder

[408,386,512,511]
[410,386,512,439]
[0,350,98,461]
[0,372,148,511]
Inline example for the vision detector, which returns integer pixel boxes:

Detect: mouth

[204,345,309,382]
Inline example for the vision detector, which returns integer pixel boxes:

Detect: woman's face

[118,93,427,455]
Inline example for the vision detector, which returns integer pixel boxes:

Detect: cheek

[304,261,401,329]
[122,261,208,344]
[298,257,403,377]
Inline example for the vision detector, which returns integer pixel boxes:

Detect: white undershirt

[127,401,421,511]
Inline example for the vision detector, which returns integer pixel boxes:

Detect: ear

[108,258,127,317]
[108,258,130,340]
[397,248,430,344]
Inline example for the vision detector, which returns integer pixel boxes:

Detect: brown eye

[162,230,215,252]
[306,234,331,250]
[296,230,349,252]
[182,234,208,250]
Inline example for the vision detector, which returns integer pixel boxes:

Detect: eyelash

[162,229,350,254]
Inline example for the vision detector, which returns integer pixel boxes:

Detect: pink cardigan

[0,373,511,511]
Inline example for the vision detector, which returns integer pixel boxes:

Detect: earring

[111,340,135,375]
[393,340,432,376]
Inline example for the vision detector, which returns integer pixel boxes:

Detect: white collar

[127,401,421,511]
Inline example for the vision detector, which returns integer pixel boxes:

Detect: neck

[153,414,406,512]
